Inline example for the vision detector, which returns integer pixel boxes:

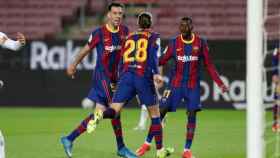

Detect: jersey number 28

[123,38,148,63]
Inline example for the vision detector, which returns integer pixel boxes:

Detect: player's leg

[182,87,201,158]
[272,84,280,132]
[60,83,99,158]
[87,73,138,158]
[182,111,197,158]
[110,76,138,158]
[136,78,173,158]
[272,104,280,132]
[136,87,180,156]
[60,102,105,158]
[134,104,148,131]
[147,105,174,158]
[86,73,122,133]
[98,80,126,151]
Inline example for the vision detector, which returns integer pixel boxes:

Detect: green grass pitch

[0,107,276,158]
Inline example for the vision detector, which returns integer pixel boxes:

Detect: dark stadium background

[0,0,279,108]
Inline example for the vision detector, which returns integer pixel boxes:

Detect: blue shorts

[112,72,157,106]
[160,84,201,112]
[87,70,114,106]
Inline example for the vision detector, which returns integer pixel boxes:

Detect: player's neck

[139,28,151,32]
[181,33,195,44]
[106,23,119,33]
[182,33,192,41]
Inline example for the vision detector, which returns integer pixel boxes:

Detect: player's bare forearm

[16,32,26,46]
[67,44,91,78]
[72,44,91,67]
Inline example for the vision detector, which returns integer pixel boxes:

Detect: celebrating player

[136,17,228,158]
[272,48,280,132]
[86,12,174,158]
[0,32,26,51]
[60,3,138,158]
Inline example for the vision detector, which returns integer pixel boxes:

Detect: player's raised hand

[0,36,7,45]
[16,32,26,45]
[66,64,77,79]
[153,74,164,85]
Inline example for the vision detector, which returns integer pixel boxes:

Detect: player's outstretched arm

[202,39,228,93]
[0,32,26,51]
[66,44,91,79]
[16,32,26,46]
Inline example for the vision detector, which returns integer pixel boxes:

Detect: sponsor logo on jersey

[177,55,198,62]
[104,45,121,52]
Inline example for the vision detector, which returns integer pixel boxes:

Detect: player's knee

[110,102,124,114]
[95,104,107,112]
[147,105,160,117]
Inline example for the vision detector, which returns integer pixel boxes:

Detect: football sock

[185,112,197,149]
[67,114,94,142]
[273,104,279,124]
[149,117,163,149]
[111,115,125,150]
[145,107,168,144]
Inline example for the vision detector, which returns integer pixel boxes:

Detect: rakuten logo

[104,45,121,52]
[30,41,96,70]
[177,55,198,62]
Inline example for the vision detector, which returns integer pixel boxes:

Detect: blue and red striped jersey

[87,24,129,82]
[119,30,160,77]
[272,48,280,76]
[159,33,224,88]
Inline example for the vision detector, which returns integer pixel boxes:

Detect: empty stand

[1,0,279,40]
[0,0,82,39]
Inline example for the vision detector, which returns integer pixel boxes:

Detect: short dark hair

[138,12,152,29]
[108,2,124,11]
[181,16,193,24]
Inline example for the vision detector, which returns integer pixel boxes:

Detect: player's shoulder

[90,26,103,36]
[193,33,206,42]
[151,31,160,36]
[150,31,160,39]
[119,24,129,31]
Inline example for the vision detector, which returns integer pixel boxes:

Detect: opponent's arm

[0,32,26,51]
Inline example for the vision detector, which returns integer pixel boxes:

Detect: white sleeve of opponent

[0,32,22,51]
[2,39,22,51]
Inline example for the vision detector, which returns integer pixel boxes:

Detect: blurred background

[0,0,266,108]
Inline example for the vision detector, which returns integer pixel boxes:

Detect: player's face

[107,7,124,27]
[179,20,193,36]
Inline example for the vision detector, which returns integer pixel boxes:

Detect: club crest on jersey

[193,46,199,51]
[105,45,121,52]
[177,55,198,62]
[176,48,182,52]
